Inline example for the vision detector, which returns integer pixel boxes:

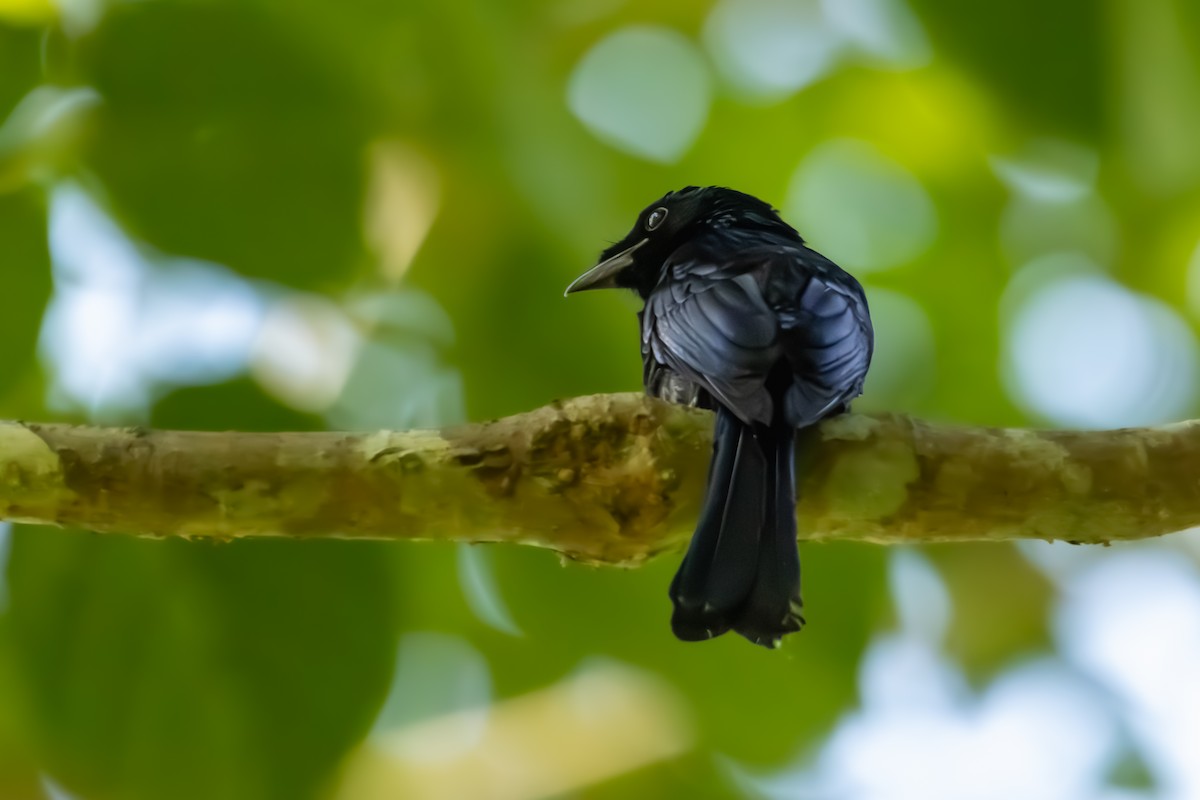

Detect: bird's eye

[646,207,668,231]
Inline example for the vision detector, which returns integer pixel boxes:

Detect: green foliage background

[0,0,1198,798]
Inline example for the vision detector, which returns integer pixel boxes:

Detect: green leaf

[77,3,368,289]
[907,0,1104,136]
[0,24,41,120]
[0,191,50,403]
[151,377,321,434]
[7,530,396,800]
[0,621,44,800]
[927,543,1053,679]
[483,541,888,768]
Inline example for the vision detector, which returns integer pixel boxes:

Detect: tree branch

[0,393,1195,564]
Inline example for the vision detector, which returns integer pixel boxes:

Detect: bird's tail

[668,406,805,648]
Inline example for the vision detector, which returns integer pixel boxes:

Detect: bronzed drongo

[566,186,873,648]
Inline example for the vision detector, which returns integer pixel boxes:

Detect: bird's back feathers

[641,232,873,428]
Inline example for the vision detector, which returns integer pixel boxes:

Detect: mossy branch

[0,393,1195,564]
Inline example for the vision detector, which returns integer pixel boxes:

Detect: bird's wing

[643,259,781,425]
[767,248,874,427]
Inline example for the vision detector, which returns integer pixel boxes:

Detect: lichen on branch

[0,394,1196,564]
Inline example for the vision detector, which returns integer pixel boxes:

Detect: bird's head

[565,186,798,299]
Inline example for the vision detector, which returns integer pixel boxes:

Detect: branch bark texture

[0,394,1195,564]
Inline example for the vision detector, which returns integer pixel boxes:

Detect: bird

[565,186,873,648]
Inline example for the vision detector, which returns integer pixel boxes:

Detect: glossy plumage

[567,187,873,647]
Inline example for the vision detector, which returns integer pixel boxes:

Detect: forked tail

[668,406,804,648]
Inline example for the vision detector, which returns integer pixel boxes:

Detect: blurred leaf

[78,3,368,289]
[0,0,54,27]
[8,530,396,800]
[926,543,1053,679]
[484,541,888,769]
[907,0,1104,136]
[0,87,101,190]
[1106,740,1155,791]
[0,623,44,800]
[152,377,321,433]
[0,191,50,402]
[451,230,644,421]
[0,24,42,116]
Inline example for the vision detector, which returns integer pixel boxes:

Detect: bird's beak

[564,239,647,297]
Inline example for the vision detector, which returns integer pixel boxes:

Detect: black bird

[566,186,873,648]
